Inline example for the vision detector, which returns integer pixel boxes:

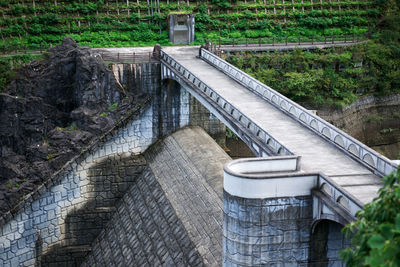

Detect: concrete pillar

[222,157,316,266]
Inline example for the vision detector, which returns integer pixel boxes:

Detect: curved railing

[223,156,362,218]
[160,50,293,157]
[200,48,398,177]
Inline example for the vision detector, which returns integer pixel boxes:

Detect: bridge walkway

[163,46,383,205]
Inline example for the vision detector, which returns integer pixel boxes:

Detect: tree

[341,167,400,266]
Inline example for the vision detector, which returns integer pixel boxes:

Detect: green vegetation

[46,153,57,161]
[67,124,79,131]
[226,127,238,140]
[108,102,118,111]
[225,0,400,106]
[100,112,108,117]
[224,42,400,106]
[341,167,400,266]
[0,0,375,51]
[0,54,41,93]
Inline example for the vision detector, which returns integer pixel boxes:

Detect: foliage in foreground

[341,167,400,266]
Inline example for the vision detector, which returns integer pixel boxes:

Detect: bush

[341,168,400,266]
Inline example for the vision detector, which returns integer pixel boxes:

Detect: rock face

[0,37,145,214]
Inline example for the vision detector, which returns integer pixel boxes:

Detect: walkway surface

[162,46,383,205]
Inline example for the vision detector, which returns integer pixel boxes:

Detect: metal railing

[98,51,159,63]
[211,34,368,48]
[160,49,293,157]
[1,43,52,54]
[200,48,398,177]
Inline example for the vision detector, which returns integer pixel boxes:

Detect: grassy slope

[224,0,400,106]
[0,0,375,50]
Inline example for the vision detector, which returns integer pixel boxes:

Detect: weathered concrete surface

[145,126,231,265]
[310,220,351,267]
[81,167,204,267]
[163,46,382,205]
[111,62,226,146]
[223,191,312,266]
[39,154,147,266]
[0,102,155,266]
[81,126,231,266]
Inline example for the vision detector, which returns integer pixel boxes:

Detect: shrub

[341,168,400,266]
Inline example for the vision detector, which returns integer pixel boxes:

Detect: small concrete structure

[168,14,195,44]
[223,156,352,265]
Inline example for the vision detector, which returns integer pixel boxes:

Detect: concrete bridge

[160,46,398,265]
[0,44,398,266]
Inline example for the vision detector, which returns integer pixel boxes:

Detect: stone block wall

[81,167,204,267]
[223,191,313,266]
[0,62,226,266]
[0,103,156,266]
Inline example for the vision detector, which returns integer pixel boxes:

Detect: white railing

[223,156,362,218]
[317,174,363,218]
[160,50,293,156]
[200,48,398,177]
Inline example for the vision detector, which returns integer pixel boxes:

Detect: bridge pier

[222,156,355,266]
[222,157,315,266]
[223,192,312,266]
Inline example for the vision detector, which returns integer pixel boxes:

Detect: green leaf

[380,224,394,240]
[395,214,400,230]
[368,234,386,249]
[365,252,384,266]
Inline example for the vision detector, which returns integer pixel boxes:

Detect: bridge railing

[160,49,293,157]
[317,173,363,219]
[200,48,398,177]
[223,155,362,219]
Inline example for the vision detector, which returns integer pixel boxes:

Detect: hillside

[0,0,376,51]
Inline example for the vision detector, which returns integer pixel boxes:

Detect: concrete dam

[0,46,398,266]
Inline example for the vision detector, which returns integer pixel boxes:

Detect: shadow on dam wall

[33,62,227,266]
[35,154,146,266]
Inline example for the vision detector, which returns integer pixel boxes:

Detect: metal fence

[98,51,159,63]
[210,33,368,48]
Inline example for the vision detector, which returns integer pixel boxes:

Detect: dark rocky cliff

[0,38,146,214]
